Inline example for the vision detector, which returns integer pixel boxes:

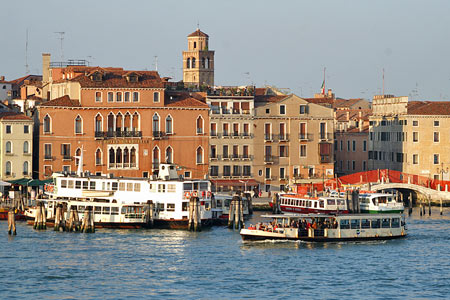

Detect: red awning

[211,179,259,187]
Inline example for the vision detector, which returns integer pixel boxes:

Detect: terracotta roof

[254,88,268,96]
[166,92,208,108]
[336,109,372,122]
[254,95,288,103]
[188,29,209,38]
[39,95,80,107]
[334,98,364,108]
[66,69,164,88]
[0,112,32,121]
[346,125,369,133]
[407,101,450,115]
[304,98,334,105]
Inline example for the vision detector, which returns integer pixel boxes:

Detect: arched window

[43,115,51,133]
[206,58,210,69]
[124,113,131,132]
[23,141,29,154]
[132,112,139,132]
[75,115,82,134]
[95,114,103,133]
[196,147,203,164]
[196,116,204,134]
[23,161,29,175]
[130,147,136,167]
[95,149,102,165]
[107,113,115,133]
[152,114,160,133]
[116,113,123,132]
[165,146,173,163]
[109,148,115,166]
[202,57,206,69]
[165,115,173,134]
[192,57,196,68]
[152,147,160,169]
[5,161,11,175]
[124,147,130,167]
[5,141,12,154]
[187,58,191,69]
[116,147,122,164]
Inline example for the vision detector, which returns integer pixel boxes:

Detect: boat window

[182,202,189,211]
[111,207,119,215]
[119,182,126,191]
[200,182,208,190]
[167,203,175,211]
[158,184,166,193]
[157,203,164,211]
[107,182,111,190]
[319,200,324,208]
[216,199,222,207]
[224,199,230,207]
[82,181,88,189]
[68,180,74,188]
[127,183,134,191]
[361,219,371,229]
[327,199,336,206]
[90,181,96,190]
[94,207,102,214]
[307,201,311,208]
[379,197,387,204]
[391,218,400,228]
[112,182,118,191]
[102,182,106,190]
[382,218,391,228]
[193,182,199,190]
[205,202,210,209]
[340,219,350,229]
[78,206,85,213]
[61,180,67,188]
[168,184,176,193]
[387,197,393,202]
[121,207,127,214]
[75,181,82,189]
[183,183,193,191]
[314,201,318,208]
[371,219,381,228]
[102,207,110,214]
[296,200,300,206]
[350,219,360,229]
[134,183,141,192]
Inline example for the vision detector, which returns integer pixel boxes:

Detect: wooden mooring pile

[228,193,244,230]
[188,197,202,231]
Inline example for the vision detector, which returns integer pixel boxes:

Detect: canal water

[1,208,449,299]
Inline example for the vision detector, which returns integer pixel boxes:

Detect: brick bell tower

[183,28,215,86]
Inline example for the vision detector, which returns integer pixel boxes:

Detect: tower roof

[188,29,209,38]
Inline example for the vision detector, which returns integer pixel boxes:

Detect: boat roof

[261,213,404,219]
[52,172,209,183]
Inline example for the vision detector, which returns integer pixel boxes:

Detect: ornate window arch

[196,146,203,164]
[165,146,173,163]
[165,115,173,134]
[43,114,51,133]
[95,148,102,166]
[192,57,196,68]
[95,113,103,133]
[152,146,160,170]
[75,115,83,134]
[152,113,160,133]
[196,115,204,134]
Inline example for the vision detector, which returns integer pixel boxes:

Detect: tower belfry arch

[182,28,215,86]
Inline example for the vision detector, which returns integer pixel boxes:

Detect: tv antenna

[25,29,30,74]
[55,31,65,61]
[154,55,158,71]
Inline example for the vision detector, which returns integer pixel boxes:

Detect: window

[243,165,251,176]
[210,123,217,136]
[23,161,29,175]
[434,132,439,143]
[266,108,270,114]
[24,125,29,134]
[352,161,356,171]
[352,140,356,152]
[43,115,51,133]
[124,92,130,102]
[5,161,11,176]
[434,120,440,127]
[132,92,139,102]
[6,125,11,134]
[243,145,249,158]
[222,123,229,136]
[265,167,271,179]
[223,166,231,177]
[299,105,307,114]
[319,122,326,139]
[363,161,366,170]
[196,116,203,134]
[165,115,173,134]
[210,165,219,176]
[280,167,285,179]
[107,92,114,102]
[363,140,367,152]
[347,140,350,151]
[152,114,160,133]
[75,116,82,134]
[196,147,203,164]
[413,132,419,142]
[44,144,52,159]
[233,165,240,176]
[279,105,286,115]
[6,141,12,154]
[243,123,249,136]
[116,92,122,102]
[412,120,418,127]
[153,92,160,103]
[434,154,439,165]
[165,147,173,163]
[95,149,102,165]
[95,91,102,102]
[300,145,307,157]
[61,144,71,159]
[23,141,29,154]
[279,145,288,157]
[413,154,418,165]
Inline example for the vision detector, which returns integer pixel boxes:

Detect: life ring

[184,191,191,198]
[192,191,198,197]
[207,191,211,198]
[44,184,54,193]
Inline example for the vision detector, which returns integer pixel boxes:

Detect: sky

[1,0,450,100]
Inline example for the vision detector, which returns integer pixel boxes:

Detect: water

[1,208,450,300]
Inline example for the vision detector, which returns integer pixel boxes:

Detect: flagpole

[323,67,326,95]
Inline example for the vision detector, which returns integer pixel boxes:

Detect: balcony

[240,154,253,161]
[319,132,333,141]
[222,132,230,139]
[264,155,275,164]
[231,154,239,160]
[211,131,218,138]
[210,155,219,161]
[278,133,289,142]
[299,133,313,141]
[62,155,72,161]
[232,132,240,138]
[95,131,142,139]
[153,131,166,140]
[264,134,274,142]
[44,155,54,160]
[320,155,332,163]
[222,155,230,160]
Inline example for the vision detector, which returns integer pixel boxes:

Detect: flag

[321,79,325,95]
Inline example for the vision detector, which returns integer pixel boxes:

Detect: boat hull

[240,232,407,242]
[0,209,26,221]
[270,202,349,214]
[360,209,404,214]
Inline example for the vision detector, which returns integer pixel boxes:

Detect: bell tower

[183,28,215,86]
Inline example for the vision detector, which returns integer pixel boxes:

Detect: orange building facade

[38,63,209,179]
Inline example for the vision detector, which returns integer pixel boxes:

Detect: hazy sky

[1,0,450,100]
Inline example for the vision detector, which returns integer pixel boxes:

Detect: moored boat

[270,193,349,214]
[240,213,407,242]
[359,192,404,213]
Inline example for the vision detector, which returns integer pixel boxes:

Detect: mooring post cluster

[33,201,47,230]
[228,193,244,230]
[7,208,16,235]
[80,206,95,233]
[188,197,201,231]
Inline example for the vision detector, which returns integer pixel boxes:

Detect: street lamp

[436,162,448,186]
[239,180,248,192]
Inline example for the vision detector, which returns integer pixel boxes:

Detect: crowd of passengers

[249,218,339,232]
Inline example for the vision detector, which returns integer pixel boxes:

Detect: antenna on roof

[54,31,65,62]
[382,68,385,97]
[197,21,200,30]
[154,55,158,72]
[25,29,30,74]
